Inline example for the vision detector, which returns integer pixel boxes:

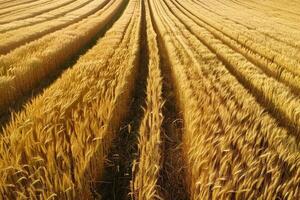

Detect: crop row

[0,0,141,198]
[0,0,38,10]
[0,0,110,54]
[0,0,94,33]
[0,0,126,115]
[0,0,55,17]
[0,0,299,199]
[0,0,74,25]
[150,0,299,199]
[185,0,300,77]
[191,0,300,57]
[131,0,164,198]
[167,0,300,138]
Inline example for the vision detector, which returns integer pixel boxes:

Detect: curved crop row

[194,0,300,48]
[175,0,300,95]
[192,0,300,50]
[0,0,141,198]
[233,0,300,23]
[166,0,300,138]
[0,0,74,24]
[0,0,126,115]
[218,0,300,27]
[0,0,94,33]
[0,0,54,17]
[0,0,35,9]
[0,0,109,54]
[131,0,163,199]
[161,0,300,156]
[186,0,300,77]
[150,0,300,199]
[197,0,300,46]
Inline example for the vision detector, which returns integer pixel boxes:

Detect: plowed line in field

[96,3,144,199]
[227,0,300,29]
[155,9,298,174]
[0,0,49,8]
[184,1,300,72]
[159,0,299,157]
[0,0,127,125]
[157,34,189,200]
[159,0,254,178]
[220,0,300,49]
[191,0,300,51]
[0,0,37,9]
[236,0,300,18]
[216,0,300,44]
[0,0,79,26]
[0,0,51,14]
[160,0,278,196]
[173,0,300,93]
[0,0,110,55]
[152,1,299,198]
[130,0,163,197]
[0,0,54,17]
[223,0,300,32]
[81,0,141,197]
[0,0,70,18]
[0,0,128,131]
[0,0,94,33]
[149,0,191,199]
[150,0,227,197]
[206,0,300,32]
[0,0,141,197]
[166,0,300,141]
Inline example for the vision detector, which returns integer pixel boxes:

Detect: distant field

[0,0,299,199]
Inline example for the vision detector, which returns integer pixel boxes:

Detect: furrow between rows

[0,0,110,54]
[0,0,94,33]
[0,0,141,198]
[0,0,126,120]
[166,0,300,141]
[150,0,300,199]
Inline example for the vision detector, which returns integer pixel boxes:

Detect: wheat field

[0,0,299,199]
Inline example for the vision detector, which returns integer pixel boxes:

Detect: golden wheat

[0,0,141,198]
[174,0,300,94]
[0,0,110,54]
[150,0,300,199]
[0,0,54,16]
[0,0,125,114]
[0,0,299,199]
[0,0,74,24]
[131,0,163,199]
[0,0,94,33]
[167,0,300,135]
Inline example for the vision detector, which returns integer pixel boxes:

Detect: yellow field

[0,0,299,199]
